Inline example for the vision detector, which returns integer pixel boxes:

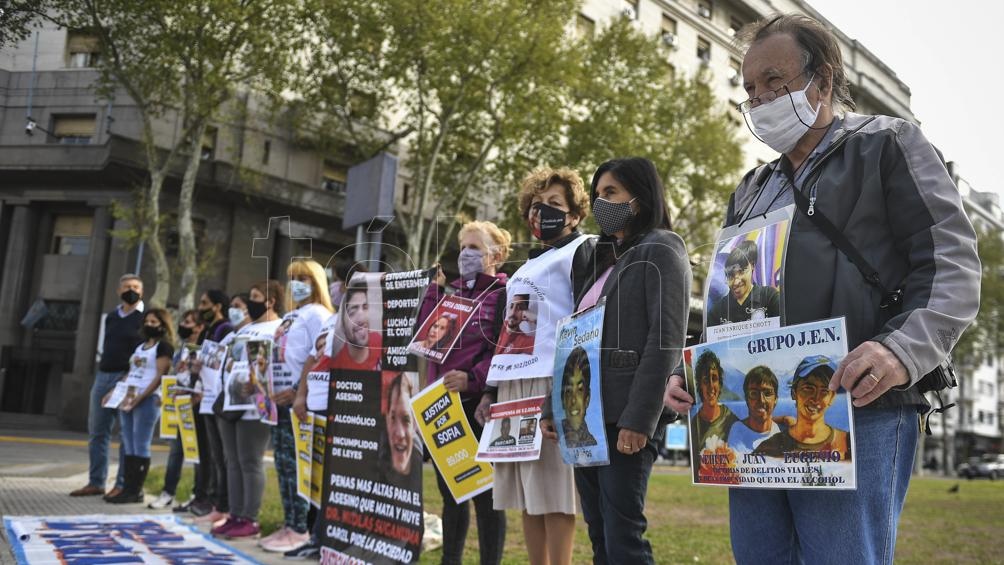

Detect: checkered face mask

[592,197,636,235]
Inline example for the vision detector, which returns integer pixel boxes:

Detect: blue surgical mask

[228,307,247,326]
[290,280,313,303]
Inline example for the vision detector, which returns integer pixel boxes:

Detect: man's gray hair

[119,273,143,286]
[735,14,855,115]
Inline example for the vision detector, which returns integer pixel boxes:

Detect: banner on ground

[293,410,315,505]
[198,340,228,414]
[159,376,179,439]
[685,317,855,489]
[411,378,493,503]
[552,302,608,467]
[320,269,431,565]
[475,396,544,463]
[176,395,199,464]
[406,295,480,364]
[703,206,793,343]
[3,514,259,564]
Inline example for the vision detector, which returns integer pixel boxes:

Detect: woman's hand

[617,428,647,455]
[443,370,469,393]
[435,264,447,287]
[474,393,493,426]
[293,392,309,422]
[272,388,296,407]
[540,418,558,441]
[664,374,694,414]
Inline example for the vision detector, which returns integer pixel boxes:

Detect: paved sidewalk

[0,431,286,565]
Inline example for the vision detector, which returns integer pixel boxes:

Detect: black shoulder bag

[781,156,957,435]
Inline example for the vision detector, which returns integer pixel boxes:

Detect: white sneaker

[147,492,174,510]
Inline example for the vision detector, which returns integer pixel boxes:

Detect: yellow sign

[159,377,179,439]
[292,410,314,505]
[176,395,199,464]
[410,378,493,503]
[310,413,326,508]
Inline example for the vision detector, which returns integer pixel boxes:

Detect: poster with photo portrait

[703,205,793,343]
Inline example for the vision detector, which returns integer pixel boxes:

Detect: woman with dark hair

[105,308,177,504]
[544,157,691,563]
[422,314,459,351]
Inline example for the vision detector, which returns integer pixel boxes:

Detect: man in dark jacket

[70,274,145,497]
[665,14,980,565]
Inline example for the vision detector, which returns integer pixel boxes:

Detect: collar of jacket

[528,230,582,259]
[449,272,508,292]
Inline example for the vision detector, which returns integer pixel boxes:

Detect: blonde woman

[479,169,595,565]
[260,260,334,554]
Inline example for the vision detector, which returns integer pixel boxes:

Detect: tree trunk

[146,170,171,308]
[176,121,207,312]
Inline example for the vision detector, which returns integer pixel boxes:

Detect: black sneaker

[172,495,195,513]
[188,499,214,517]
[284,541,320,560]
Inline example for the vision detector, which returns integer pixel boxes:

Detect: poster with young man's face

[703,206,793,343]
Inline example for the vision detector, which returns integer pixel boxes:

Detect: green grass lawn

[146,466,1004,564]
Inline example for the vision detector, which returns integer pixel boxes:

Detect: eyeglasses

[725,264,751,282]
[736,69,812,114]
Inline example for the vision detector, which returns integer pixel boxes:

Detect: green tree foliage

[0,1,53,48]
[955,226,1004,362]
[57,0,307,308]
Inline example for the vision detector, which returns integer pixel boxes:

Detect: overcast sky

[809,0,1002,200]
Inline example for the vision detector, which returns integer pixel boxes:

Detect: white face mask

[748,75,821,154]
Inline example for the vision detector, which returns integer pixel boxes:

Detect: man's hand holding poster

[407,295,480,364]
[476,396,545,463]
[410,378,493,503]
[704,206,792,343]
[551,303,609,467]
[684,317,855,489]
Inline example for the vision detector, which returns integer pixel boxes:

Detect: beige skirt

[492,376,577,515]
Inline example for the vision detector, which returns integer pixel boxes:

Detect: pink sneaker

[258,526,288,548]
[195,510,227,524]
[210,517,240,538]
[224,518,260,540]
[262,528,309,553]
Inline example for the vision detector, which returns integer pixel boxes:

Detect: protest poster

[198,340,227,413]
[486,235,590,383]
[476,396,545,463]
[320,269,431,565]
[551,302,609,467]
[310,413,326,508]
[406,295,480,364]
[159,376,179,439]
[410,378,493,503]
[101,381,131,409]
[224,338,271,412]
[3,514,259,564]
[293,410,315,505]
[272,314,298,390]
[176,395,199,464]
[320,369,424,565]
[704,206,793,343]
[685,317,855,489]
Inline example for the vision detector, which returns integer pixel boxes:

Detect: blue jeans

[729,406,919,565]
[163,435,184,495]
[87,370,127,489]
[574,424,658,565]
[119,395,161,457]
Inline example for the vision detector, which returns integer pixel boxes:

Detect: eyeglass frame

[736,68,814,114]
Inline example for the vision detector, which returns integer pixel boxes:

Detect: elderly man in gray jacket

[665,13,980,565]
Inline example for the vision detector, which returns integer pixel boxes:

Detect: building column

[0,205,37,348]
[62,205,112,430]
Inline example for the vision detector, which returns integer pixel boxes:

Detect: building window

[664,62,676,83]
[729,57,742,86]
[622,0,639,20]
[66,31,100,68]
[576,13,595,38]
[201,127,217,160]
[262,139,271,165]
[36,300,82,332]
[51,114,96,144]
[661,14,678,48]
[697,37,711,64]
[697,1,712,20]
[728,16,744,37]
[322,161,348,193]
[50,215,92,256]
